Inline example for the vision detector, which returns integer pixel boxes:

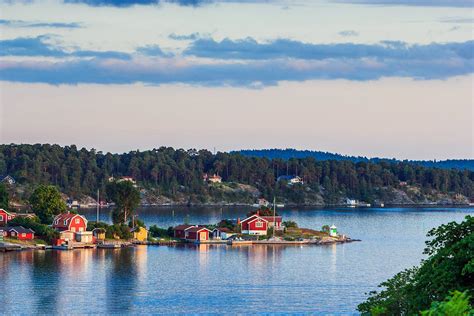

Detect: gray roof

[7,226,35,234]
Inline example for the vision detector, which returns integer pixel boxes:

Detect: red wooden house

[6,226,35,240]
[260,216,283,230]
[52,213,88,233]
[173,225,211,242]
[240,214,268,235]
[184,226,211,242]
[0,209,16,226]
[174,224,196,239]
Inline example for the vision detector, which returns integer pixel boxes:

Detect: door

[199,232,207,241]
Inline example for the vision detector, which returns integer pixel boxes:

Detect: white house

[277,175,303,185]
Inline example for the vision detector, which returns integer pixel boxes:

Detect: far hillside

[0,144,473,207]
[236,149,474,171]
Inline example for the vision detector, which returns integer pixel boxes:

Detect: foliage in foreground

[420,291,473,316]
[29,185,67,224]
[358,215,474,315]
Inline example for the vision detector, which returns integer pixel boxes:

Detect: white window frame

[75,218,80,224]
[255,221,263,228]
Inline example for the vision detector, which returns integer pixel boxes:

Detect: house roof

[241,214,268,224]
[53,213,86,229]
[0,208,14,215]
[174,224,195,231]
[7,226,35,234]
[186,227,211,233]
[214,227,232,233]
[260,216,282,223]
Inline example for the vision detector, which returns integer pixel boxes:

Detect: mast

[273,196,276,238]
[96,189,100,223]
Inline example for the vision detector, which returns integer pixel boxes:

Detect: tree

[358,215,474,315]
[0,183,9,210]
[106,180,140,224]
[29,185,67,224]
[421,291,473,316]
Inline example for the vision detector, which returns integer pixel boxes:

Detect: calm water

[1,207,472,315]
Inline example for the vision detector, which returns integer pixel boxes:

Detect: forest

[0,144,473,205]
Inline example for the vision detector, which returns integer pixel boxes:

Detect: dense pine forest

[1,144,473,205]
[237,149,474,171]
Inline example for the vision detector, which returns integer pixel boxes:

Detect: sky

[0,0,473,159]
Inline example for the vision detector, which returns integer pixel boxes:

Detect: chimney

[256,210,259,216]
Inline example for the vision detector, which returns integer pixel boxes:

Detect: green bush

[421,291,473,316]
[358,215,474,315]
[149,225,174,238]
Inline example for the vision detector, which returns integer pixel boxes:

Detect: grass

[3,238,47,245]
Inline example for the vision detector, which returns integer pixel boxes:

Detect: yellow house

[92,228,106,241]
[131,226,148,242]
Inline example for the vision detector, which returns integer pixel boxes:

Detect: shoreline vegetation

[1,144,473,209]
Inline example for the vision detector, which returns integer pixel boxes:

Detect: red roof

[241,214,268,224]
[174,224,195,231]
[260,216,282,223]
[53,213,85,230]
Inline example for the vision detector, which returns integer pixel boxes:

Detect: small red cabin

[185,226,210,241]
[240,214,268,236]
[52,213,88,233]
[6,226,35,240]
[174,224,196,239]
[0,209,16,226]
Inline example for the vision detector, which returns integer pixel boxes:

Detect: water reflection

[105,248,138,313]
[1,207,472,314]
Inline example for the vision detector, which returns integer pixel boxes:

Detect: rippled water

[1,207,472,315]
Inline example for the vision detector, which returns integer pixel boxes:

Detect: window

[0,215,3,221]
[22,233,26,237]
[10,232,15,237]
[71,227,76,232]
[64,220,68,226]
[256,221,263,228]
[75,218,80,224]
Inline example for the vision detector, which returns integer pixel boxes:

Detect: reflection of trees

[105,248,138,313]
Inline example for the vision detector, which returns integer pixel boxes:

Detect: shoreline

[75,203,474,209]
[1,237,360,252]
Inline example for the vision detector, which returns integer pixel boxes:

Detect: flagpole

[96,189,100,223]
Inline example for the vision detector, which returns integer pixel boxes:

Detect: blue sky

[0,0,473,159]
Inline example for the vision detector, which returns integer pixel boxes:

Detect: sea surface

[1,206,472,315]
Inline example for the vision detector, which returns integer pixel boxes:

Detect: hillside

[236,149,474,171]
[0,144,473,207]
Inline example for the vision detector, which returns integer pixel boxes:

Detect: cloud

[439,17,474,24]
[1,35,473,86]
[62,0,211,6]
[184,37,474,60]
[0,35,131,59]
[333,0,474,7]
[338,30,359,37]
[136,45,170,56]
[0,19,82,28]
[1,50,472,86]
[169,32,201,40]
